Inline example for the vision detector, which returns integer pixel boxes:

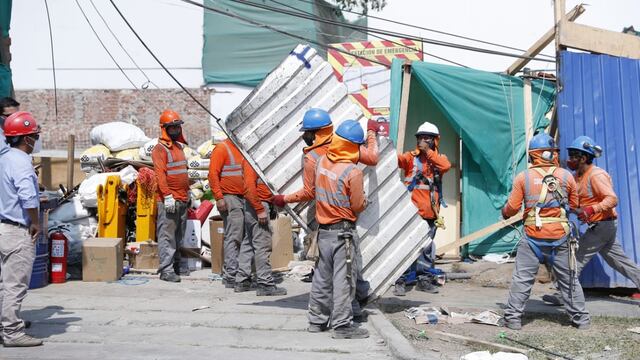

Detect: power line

[109,0,222,121]
[226,0,554,63]
[293,0,556,60]
[269,0,470,68]
[180,0,389,67]
[88,0,159,89]
[75,0,139,89]
[43,0,58,119]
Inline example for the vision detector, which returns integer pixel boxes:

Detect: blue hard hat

[300,108,332,131]
[567,135,599,157]
[528,132,557,151]
[335,119,365,144]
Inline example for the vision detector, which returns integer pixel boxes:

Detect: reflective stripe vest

[523,166,570,239]
[220,141,242,179]
[208,139,245,198]
[154,142,189,201]
[315,156,358,224]
[576,165,618,222]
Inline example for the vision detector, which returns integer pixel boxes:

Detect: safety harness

[406,156,447,228]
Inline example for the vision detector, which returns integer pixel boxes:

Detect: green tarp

[202,0,366,87]
[0,64,11,98]
[0,0,11,37]
[390,60,555,255]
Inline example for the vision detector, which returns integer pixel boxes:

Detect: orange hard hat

[159,109,184,127]
[3,111,41,137]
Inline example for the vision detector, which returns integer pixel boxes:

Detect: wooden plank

[40,157,52,190]
[523,78,533,151]
[66,134,75,193]
[559,21,640,59]
[436,212,523,255]
[396,62,412,153]
[506,3,584,75]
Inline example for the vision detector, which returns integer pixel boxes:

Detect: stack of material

[80,122,150,173]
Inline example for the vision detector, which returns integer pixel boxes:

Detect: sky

[9,0,640,89]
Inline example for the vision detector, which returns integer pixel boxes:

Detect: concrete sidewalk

[5,271,395,360]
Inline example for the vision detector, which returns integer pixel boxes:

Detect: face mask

[302,131,315,147]
[32,138,42,154]
[567,158,579,170]
[25,135,41,154]
[167,127,182,141]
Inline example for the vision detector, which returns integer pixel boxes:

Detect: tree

[334,0,387,13]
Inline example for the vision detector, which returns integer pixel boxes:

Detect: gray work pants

[577,220,640,288]
[353,237,370,316]
[156,200,188,275]
[505,239,590,327]
[0,223,35,341]
[221,194,245,283]
[236,201,274,286]
[308,228,358,329]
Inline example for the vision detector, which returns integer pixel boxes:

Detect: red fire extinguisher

[49,231,68,284]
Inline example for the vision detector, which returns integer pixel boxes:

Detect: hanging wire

[292,0,556,60]
[88,0,159,89]
[269,0,469,68]
[44,0,58,120]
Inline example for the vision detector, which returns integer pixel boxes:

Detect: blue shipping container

[558,51,640,288]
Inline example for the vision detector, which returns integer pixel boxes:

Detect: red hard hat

[159,109,183,127]
[3,111,40,137]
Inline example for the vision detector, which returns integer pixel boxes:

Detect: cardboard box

[83,238,124,282]
[210,218,225,274]
[127,241,159,270]
[270,216,294,271]
[183,219,202,250]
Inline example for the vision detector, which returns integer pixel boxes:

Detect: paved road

[5,271,394,360]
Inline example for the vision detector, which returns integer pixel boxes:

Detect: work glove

[272,194,286,208]
[577,206,595,223]
[367,119,379,133]
[216,198,227,213]
[164,195,176,213]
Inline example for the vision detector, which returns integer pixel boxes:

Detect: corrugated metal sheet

[224,44,432,299]
[558,51,640,288]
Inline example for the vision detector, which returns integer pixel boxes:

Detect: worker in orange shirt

[152,110,190,283]
[393,121,451,296]
[234,160,287,296]
[543,136,640,305]
[501,133,590,330]
[208,138,246,288]
[297,120,369,339]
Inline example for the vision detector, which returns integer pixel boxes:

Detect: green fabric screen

[0,64,11,98]
[202,0,366,87]
[0,0,11,37]
[389,59,555,255]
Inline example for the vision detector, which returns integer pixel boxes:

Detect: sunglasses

[568,150,584,158]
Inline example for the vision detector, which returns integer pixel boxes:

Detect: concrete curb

[368,308,431,360]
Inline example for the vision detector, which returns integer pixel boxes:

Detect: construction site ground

[378,261,640,360]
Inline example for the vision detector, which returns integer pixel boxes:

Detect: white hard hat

[415,121,439,136]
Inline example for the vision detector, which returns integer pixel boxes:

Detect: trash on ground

[192,305,211,312]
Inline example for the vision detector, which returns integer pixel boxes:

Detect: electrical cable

[293,0,556,60]
[223,0,554,63]
[109,0,222,121]
[75,0,139,89]
[89,0,159,89]
[269,0,469,68]
[43,0,58,119]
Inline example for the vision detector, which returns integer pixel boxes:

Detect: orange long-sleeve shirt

[208,139,245,200]
[314,156,366,224]
[152,142,190,202]
[398,148,451,219]
[575,164,618,222]
[242,159,273,217]
[503,166,579,240]
[284,132,378,204]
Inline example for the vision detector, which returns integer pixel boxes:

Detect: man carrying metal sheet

[153,110,190,283]
[543,136,640,305]
[501,133,590,330]
[298,120,369,339]
[0,111,43,347]
[234,160,287,296]
[209,137,246,289]
[393,121,451,296]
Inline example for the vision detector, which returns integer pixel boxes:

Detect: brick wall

[14,89,213,151]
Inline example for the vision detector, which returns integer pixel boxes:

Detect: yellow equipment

[97,175,127,239]
[135,177,157,242]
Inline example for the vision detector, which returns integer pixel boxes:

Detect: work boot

[353,310,369,323]
[222,279,235,289]
[332,325,370,339]
[574,322,591,330]
[234,280,251,293]
[3,334,43,347]
[160,272,181,283]
[307,323,328,333]
[393,281,406,297]
[499,318,522,330]
[256,284,287,296]
[542,293,563,306]
[416,276,439,294]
